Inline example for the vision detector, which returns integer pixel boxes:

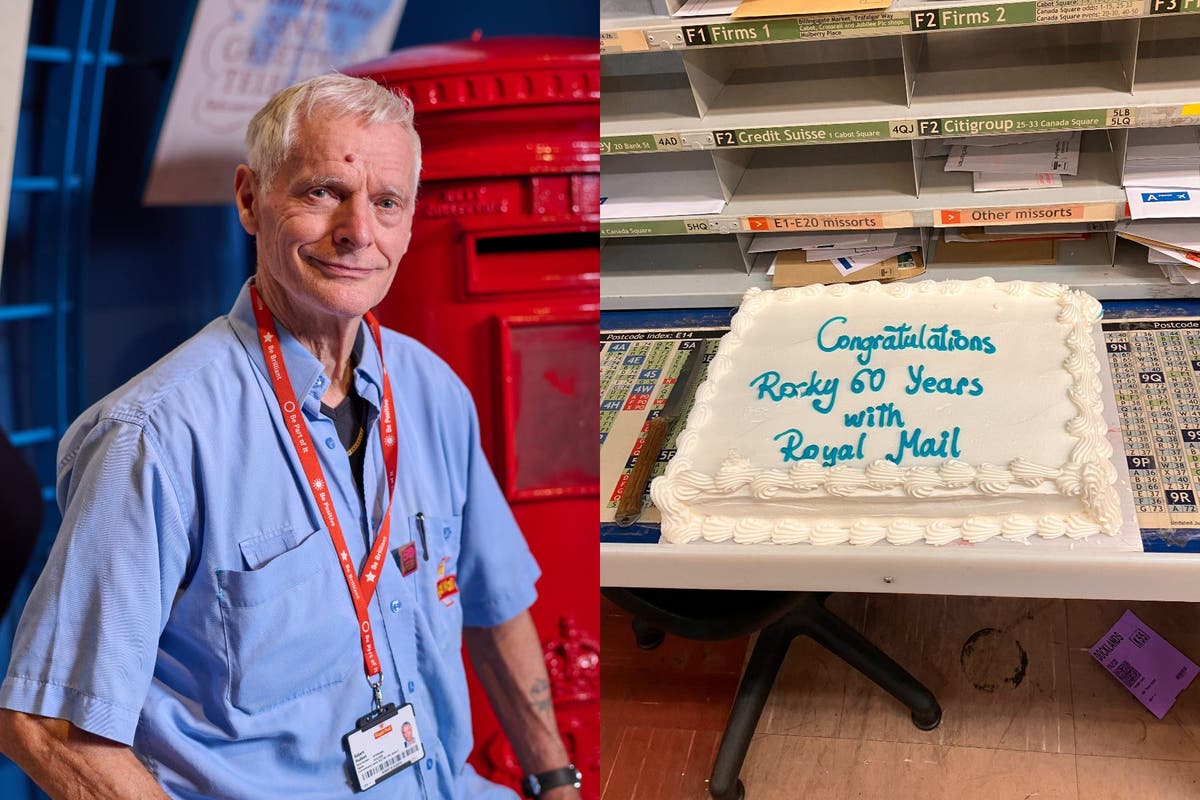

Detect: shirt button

[390,599,402,613]
[407,680,415,693]
[425,759,433,771]
[443,526,451,540]
[325,437,335,449]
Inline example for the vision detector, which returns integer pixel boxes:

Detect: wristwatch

[520,764,582,797]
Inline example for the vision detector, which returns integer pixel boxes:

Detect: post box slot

[465,231,599,296]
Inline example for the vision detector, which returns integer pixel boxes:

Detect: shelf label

[601,220,713,237]
[791,12,909,38]
[1035,0,1143,23]
[712,121,892,148]
[652,133,684,151]
[600,135,660,155]
[935,203,1115,227]
[917,109,1108,137]
[600,29,650,55]
[1149,0,1200,13]
[662,0,1165,51]
[681,20,801,46]
[744,212,914,231]
[1108,107,1136,126]
[910,3,1036,31]
[605,105,1163,158]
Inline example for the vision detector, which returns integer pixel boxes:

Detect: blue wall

[0,2,595,796]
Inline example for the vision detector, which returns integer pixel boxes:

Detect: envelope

[748,230,890,254]
[771,249,924,287]
[1123,162,1200,189]
[1116,219,1200,251]
[731,0,890,18]
[600,156,727,220]
[972,172,1063,192]
[1126,187,1200,220]
[673,0,741,17]
[783,245,916,271]
[945,132,1081,176]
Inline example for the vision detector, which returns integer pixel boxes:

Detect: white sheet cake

[649,278,1121,546]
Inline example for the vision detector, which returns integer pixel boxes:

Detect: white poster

[0,0,33,282]
[144,0,407,206]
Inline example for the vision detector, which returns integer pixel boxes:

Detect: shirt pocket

[216,527,359,714]
[413,514,464,653]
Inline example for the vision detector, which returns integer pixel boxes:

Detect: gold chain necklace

[344,425,365,457]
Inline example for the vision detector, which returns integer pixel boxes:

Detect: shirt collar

[227,280,385,408]
[352,319,384,409]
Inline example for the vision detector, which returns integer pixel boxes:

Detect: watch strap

[521,764,581,797]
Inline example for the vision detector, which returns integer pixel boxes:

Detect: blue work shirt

[0,282,540,799]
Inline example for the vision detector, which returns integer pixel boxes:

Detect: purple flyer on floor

[1089,610,1199,719]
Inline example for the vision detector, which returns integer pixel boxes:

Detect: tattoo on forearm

[530,678,553,715]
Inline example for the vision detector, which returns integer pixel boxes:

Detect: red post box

[347,38,599,797]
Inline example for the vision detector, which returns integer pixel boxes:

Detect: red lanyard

[249,284,398,694]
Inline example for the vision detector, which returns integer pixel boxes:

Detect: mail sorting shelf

[601,0,1200,45]
[599,10,1200,308]
[599,232,1199,309]
[598,135,1200,307]
[600,127,1200,234]
[601,129,1126,223]
[598,123,1200,307]
[601,16,1200,145]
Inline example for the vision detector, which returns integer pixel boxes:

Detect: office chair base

[605,589,941,799]
[631,616,665,650]
[707,594,941,797]
[709,777,744,800]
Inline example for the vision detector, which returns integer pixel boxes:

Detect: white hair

[245,73,422,192]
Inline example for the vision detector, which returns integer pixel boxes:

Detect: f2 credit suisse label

[605,109,1138,156]
[710,109,1130,149]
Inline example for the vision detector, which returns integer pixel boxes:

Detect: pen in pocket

[415,512,429,561]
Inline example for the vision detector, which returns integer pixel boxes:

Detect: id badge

[343,702,425,792]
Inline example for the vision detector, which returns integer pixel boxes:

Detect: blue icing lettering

[814,317,997,367]
[749,370,839,414]
[904,364,984,397]
[774,429,867,466]
[884,427,962,465]
[843,403,905,429]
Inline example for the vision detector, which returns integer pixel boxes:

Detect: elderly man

[0,74,581,800]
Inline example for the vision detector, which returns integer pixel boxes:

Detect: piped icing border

[649,277,1121,546]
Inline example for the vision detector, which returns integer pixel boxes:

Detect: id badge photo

[343,702,425,791]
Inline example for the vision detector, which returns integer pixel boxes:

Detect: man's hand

[0,708,170,800]
[464,611,583,800]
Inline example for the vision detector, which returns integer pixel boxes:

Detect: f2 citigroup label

[915,110,1110,137]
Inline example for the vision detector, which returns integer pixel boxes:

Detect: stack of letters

[749,229,924,286]
[931,131,1081,193]
[1117,219,1200,285]
[1123,128,1200,220]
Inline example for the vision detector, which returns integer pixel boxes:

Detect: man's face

[401,722,414,744]
[236,114,417,324]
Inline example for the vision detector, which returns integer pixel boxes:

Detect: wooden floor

[601,594,1200,800]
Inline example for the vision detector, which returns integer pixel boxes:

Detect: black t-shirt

[321,389,368,500]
